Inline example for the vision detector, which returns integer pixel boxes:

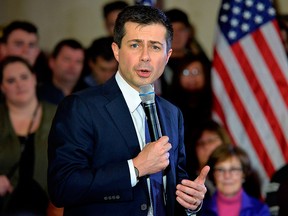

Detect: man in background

[1,21,39,66]
[83,36,118,86]
[1,20,50,85]
[38,39,85,105]
[102,1,129,36]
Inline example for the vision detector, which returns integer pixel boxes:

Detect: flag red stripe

[212,91,226,123]
[232,41,288,162]
[252,20,288,108]
[213,49,275,177]
[212,92,237,145]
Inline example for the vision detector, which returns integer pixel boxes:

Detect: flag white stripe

[261,22,288,81]
[216,33,278,167]
[217,30,285,169]
[212,65,270,192]
[212,0,288,197]
[241,34,288,164]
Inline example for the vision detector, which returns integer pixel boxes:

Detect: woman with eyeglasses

[184,120,231,198]
[199,144,270,216]
[166,53,213,141]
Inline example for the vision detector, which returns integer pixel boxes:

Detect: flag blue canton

[219,0,276,44]
[135,0,155,6]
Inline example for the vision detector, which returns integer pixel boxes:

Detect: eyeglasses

[196,136,221,147]
[182,68,202,77]
[214,167,243,176]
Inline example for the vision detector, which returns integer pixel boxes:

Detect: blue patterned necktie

[145,119,166,216]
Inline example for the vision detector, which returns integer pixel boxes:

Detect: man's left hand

[176,165,210,210]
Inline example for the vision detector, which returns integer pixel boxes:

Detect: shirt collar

[115,71,141,113]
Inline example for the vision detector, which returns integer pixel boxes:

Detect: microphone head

[139,84,155,104]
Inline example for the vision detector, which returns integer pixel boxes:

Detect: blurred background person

[187,120,262,201]
[37,39,86,105]
[1,20,50,86]
[186,120,230,176]
[0,56,57,215]
[102,1,129,37]
[156,8,210,98]
[82,36,118,87]
[1,21,39,67]
[199,144,270,216]
[185,119,231,199]
[165,8,193,59]
[166,53,213,133]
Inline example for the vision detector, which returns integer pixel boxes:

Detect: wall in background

[1,0,287,59]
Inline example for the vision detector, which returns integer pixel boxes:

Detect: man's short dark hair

[51,39,84,58]
[113,5,173,52]
[103,1,129,19]
[2,20,38,43]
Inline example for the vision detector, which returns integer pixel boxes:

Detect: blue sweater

[200,190,271,216]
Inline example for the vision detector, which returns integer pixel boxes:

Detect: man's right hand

[133,136,171,177]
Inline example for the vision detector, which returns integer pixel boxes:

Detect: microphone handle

[142,102,162,141]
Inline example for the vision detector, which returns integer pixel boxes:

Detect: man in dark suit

[48,5,209,216]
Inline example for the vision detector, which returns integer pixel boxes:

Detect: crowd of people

[0,1,288,216]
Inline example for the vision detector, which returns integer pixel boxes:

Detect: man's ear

[111,42,120,63]
[166,49,172,65]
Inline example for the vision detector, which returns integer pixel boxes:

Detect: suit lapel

[104,78,141,157]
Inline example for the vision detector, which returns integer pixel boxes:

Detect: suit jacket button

[112,196,116,200]
[104,196,108,200]
[108,196,112,200]
[116,195,120,199]
[141,204,147,211]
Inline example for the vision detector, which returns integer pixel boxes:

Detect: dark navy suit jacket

[48,76,189,216]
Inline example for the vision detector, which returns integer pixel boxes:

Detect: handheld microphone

[139,84,162,141]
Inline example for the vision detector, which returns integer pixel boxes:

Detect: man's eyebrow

[127,39,163,45]
[149,41,163,46]
[127,39,142,43]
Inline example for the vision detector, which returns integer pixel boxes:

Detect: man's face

[50,46,84,85]
[89,56,118,85]
[112,22,172,92]
[3,29,40,65]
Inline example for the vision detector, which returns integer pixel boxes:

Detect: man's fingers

[157,136,169,144]
[194,165,210,184]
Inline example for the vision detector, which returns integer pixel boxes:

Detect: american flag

[211,0,288,193]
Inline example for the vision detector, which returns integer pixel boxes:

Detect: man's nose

[140,46,151,62]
